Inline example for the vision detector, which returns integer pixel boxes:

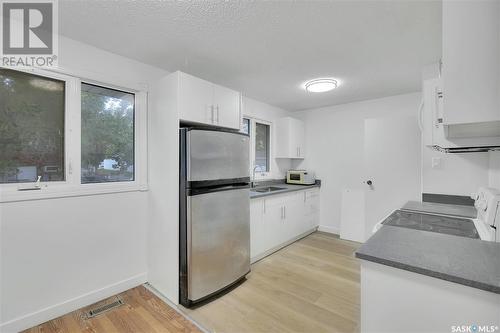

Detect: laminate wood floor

[183,232,361,333]
[23,286,201,333]
[23,232,359,333]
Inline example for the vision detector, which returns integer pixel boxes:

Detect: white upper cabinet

[178,72,214,125]
[213,84,241,129]
[275,117,305,159]
[442,0,500,125]
[177,71,241,130]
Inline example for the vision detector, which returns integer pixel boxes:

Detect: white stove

[373,187,500,242]
[471,187,500,242]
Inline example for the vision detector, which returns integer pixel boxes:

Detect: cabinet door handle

[281,206,284,219]
[210,105,214,123]
[216,105,220,123]
[299,147,301,156]
[283,206,286,219]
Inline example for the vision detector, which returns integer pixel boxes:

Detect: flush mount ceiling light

[304,78,339,93]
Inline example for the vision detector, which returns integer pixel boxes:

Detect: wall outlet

[431,157,442,169]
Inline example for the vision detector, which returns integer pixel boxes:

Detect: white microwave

[286,170,316,185]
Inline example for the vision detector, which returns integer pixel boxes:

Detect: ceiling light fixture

[304,78,339,93]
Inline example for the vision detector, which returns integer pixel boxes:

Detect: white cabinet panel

[263,195,287,248]
[442,1,500,125]
[291,119,305,158]
[284,192,304,240]
[250,199,265,259]
[304,188,320,230]
[422,77,500,149]
[250,188,320,261]
[275,117,305,159]
[177,71,241,130]
[214,85,241,129]
[178,72,214,125]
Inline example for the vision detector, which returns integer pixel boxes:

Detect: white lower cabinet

[250,188,320,261]
[304,189,320,230]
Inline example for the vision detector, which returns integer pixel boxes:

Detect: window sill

[0,183,148,203]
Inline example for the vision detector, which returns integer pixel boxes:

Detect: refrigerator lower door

[187,129,250,184]
[187,187,250,302]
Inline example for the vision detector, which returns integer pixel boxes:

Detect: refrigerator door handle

[189,183,250,196]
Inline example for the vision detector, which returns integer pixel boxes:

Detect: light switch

[431,157,442,169]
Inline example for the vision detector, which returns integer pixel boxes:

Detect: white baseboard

[1,273,147,333]
[317,225,340,235]
[143,283,210,333]
[250,227,318,264]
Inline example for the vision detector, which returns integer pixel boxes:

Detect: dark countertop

[402,200,477,218]
[249,180,320,199]
[355,225,500,293]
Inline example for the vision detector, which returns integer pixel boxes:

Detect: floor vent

[84,297,124,319]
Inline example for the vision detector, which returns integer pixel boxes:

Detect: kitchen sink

[251,186,286,193]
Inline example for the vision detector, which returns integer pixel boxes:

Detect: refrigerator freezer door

[187,129,250,183]
[187,187,250,301]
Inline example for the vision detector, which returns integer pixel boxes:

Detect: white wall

[422,148,491,195]
[489,151,500,190]
[0,36,168,332]
[294,93,422,234]
[242,96,292,180]
[295,92,496,234]
[147,73,179,304]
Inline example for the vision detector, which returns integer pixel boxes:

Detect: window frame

[244,116,272,180]
[79,80,139,187]
[0,66,148,203]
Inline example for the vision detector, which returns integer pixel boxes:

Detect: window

[241,117,250,135]
[254,122,270,172]
[0,68,65,183]
[81,83,135,184]
[0,67,147,202]
[243,117,271,176]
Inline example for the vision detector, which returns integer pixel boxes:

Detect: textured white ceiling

[59,0,441,111]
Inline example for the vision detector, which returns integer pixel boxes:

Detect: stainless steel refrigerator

[179,127,250,307]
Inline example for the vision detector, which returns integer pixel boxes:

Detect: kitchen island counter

[355,225,500,293]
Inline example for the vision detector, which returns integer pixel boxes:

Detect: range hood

[422,78,500,154]
[433,121,500,153]
[433,145,500,154]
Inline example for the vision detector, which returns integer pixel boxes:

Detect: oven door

[288,172,303,184]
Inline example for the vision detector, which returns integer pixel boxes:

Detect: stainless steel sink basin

[251,186,286,193]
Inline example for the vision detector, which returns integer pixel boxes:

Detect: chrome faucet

[251,165,259,188]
